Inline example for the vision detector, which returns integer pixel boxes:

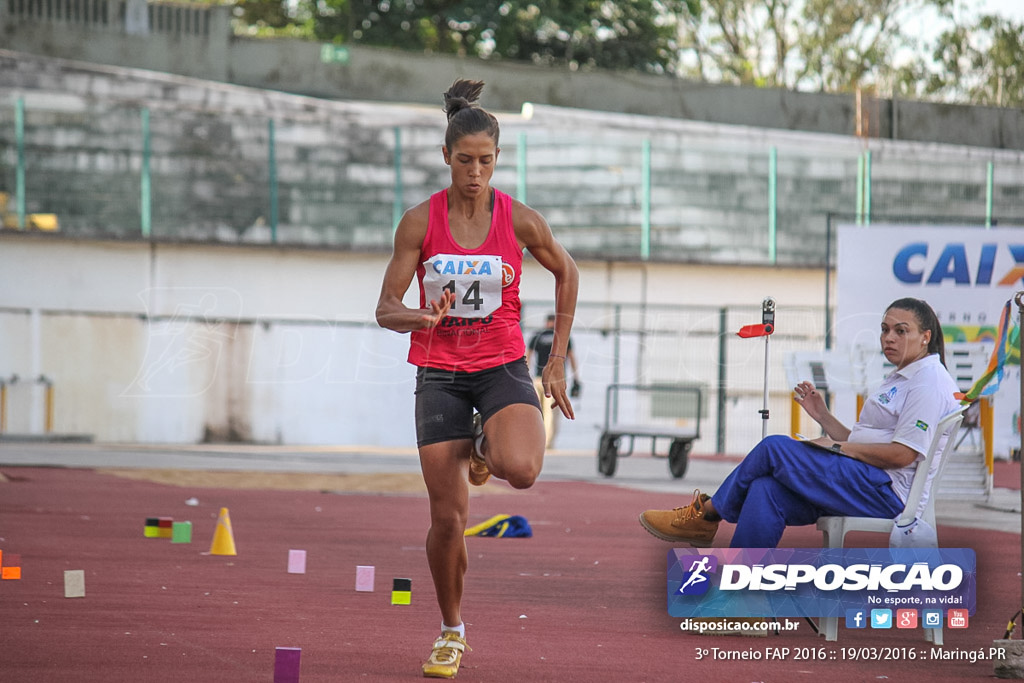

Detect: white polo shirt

[848,353,960,505]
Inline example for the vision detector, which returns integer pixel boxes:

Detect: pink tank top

[408,189,525,372]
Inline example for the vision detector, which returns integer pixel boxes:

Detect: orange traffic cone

[209,507,237,556]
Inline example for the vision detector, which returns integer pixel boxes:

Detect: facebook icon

[845,609,866,629]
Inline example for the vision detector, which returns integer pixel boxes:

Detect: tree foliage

[236,0,296,29]
[672,0,954,93]
[299,0,688,73]
[487,0,686,72]
[232,0,1024,105]
[921,13,1024,106]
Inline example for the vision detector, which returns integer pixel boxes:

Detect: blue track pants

[711,435,904,548]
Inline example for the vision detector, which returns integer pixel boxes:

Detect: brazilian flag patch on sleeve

[915,420,928,431]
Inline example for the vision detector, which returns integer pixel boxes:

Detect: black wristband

[830,443,843,454]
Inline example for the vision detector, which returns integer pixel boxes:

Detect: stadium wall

[0,233,826,452]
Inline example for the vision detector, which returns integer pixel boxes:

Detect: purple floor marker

[274,647,301,683]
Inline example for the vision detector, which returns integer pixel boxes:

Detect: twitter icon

[870,609,892,629]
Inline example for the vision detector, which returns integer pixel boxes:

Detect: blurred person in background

[527,313,581,448]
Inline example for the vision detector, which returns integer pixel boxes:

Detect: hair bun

[443,79,485,119]
[441,79,498,148]
[444,95,472,120]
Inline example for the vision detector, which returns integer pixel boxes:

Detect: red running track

[0,466,1019,682]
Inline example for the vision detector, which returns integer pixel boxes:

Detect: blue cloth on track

[463,514,533,538]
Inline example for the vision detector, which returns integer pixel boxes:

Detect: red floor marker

[2,553,22,580]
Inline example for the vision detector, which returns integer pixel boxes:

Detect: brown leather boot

[638,489,719,546]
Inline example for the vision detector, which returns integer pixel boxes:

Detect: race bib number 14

[422,253,504,319]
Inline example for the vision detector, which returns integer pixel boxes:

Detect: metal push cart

[596,383,703,478]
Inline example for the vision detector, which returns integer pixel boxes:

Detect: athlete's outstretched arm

[515,202,579,419]
[376,204,455,333]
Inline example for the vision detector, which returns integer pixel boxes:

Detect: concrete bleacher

[2,50,1024,264]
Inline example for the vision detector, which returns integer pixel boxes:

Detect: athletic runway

[0,444,1020,681]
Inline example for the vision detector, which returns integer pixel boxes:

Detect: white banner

[837,224,1021,459]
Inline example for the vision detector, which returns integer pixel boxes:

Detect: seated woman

[639,297,960,548]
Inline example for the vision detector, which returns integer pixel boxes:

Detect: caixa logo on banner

[667,548,976,618]
[892,242,1024,286]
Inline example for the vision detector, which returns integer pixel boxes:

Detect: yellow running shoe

[422,631,470,679]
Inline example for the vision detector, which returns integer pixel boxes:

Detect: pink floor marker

[287,549,306,574]
[355,565,374,592]
[273,647,301,683]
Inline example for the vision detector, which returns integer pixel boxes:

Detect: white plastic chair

[815,406,967,643]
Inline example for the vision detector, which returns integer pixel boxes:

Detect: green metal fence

[521,299,831,454]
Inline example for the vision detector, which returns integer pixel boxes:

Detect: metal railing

[3,97,1024,265]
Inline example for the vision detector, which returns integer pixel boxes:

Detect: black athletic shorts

[414,357,542,448]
